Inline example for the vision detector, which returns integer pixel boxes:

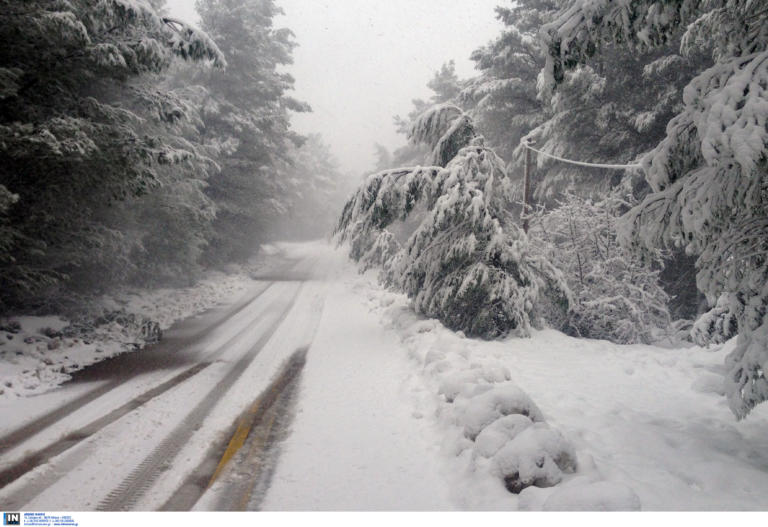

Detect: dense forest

[0,0,346,314]
[337,0,768,419]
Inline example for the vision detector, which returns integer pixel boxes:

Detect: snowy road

[0,242,454,511]
[5,240,766,511]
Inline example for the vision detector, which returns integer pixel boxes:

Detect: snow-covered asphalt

[0,242,454,511]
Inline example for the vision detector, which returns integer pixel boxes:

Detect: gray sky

[165,0,504,176]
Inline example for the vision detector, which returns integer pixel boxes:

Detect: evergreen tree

[391,62,465,167]
[193,0,310,266]
[464,0,703,320]
[337,105,569,339]
[462,0,559,162]
[540,0,768,418]
[0,0,223,311]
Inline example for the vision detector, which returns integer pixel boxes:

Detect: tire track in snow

[0,282,274,458]
[206,289,327,511]
[160,347,308,511]
[161,288,327,511]
[96,284,304,511]
[0,282,289,501]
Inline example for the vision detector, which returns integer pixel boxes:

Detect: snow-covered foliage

[0,0,223,310]
[691,293,739,347]
[391,62,466,168]
[540,0,768,418]
[525,43,702,202]
[0,0,333,314]
[461,1,558,163]
[337,108,570,339]
[463,1,701,205]
[408,104,477,167]
[530,193,670,344]
[189,0,313,266]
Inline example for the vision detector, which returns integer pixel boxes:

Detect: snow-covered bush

[691,293,739,347]
[538,0,768,418]
[491,423,577,493]
[336,105,570,339]
[530,193,670,344]
[461,381,545,440]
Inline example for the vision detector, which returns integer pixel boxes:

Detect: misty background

[166,0,503,176]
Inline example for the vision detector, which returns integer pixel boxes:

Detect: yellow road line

[207,403,261,487]
[207,379,283,488]
[237,410,279,510]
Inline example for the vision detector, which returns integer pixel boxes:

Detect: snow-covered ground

[259,254,455,510]
[264,243,768,511]
[3,241,768,511]
[0,249,290,399]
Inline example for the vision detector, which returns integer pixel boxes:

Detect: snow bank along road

[0,242,404,510]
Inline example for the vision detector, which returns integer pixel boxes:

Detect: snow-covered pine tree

[112,81,219,288]
[0,0,224,311]
[464,0,703,320]
[391,62,465,167]
[530,193,670,344]
[193,0,311,266]
[461,0,559,163]
[526,42,704,201]
[336,105,569,339]
[539,0,768,418]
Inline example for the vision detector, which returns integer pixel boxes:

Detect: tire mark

[232,358,304,511]
[161,347,308,511]
[0,282,274,457]
[171,290,326,511]
[0,284,282,494]
[0,363,210,493]
[96,285,303,511]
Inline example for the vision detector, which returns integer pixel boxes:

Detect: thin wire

[522,141,643,171]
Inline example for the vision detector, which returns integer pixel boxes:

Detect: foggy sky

[165,0,504,176]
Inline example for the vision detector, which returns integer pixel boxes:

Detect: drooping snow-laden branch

[540,0,768,418]
[336,137,570,339]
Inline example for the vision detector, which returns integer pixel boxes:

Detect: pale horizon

[165,0,504,176]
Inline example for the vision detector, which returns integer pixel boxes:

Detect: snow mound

[542,481,641,511]
[491,424,577,494]
[474,414,534,458]
[371,287,592,504]
[460,382,545,440]
[438,364,511,403]
[691,372,726,396]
